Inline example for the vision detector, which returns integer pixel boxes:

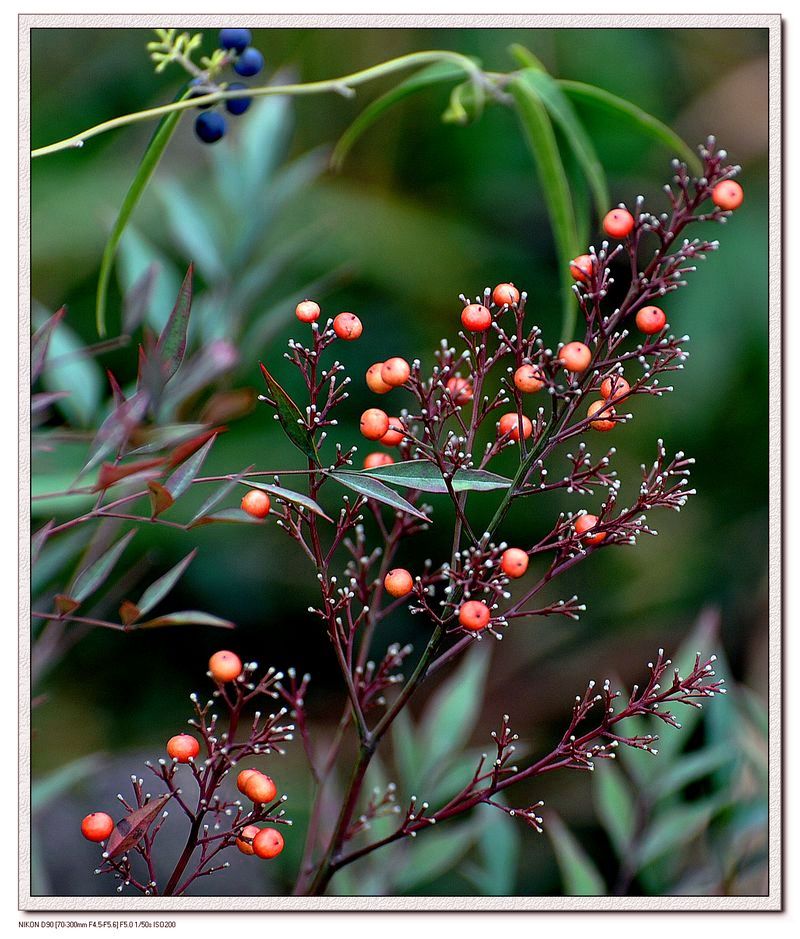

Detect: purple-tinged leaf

[69,530,136,602]
[95,458,164,492]
[119,600,141,627]
[188,507,264,528]
[31,391,70,414]
[54,594,80,616]
[128,423,208,456]
[81,389,150,476]
[148,481,175,517]
[259,362,319,463]
[31,520,55,565]
[106,369,127,409]
[155,264,193,382]
[134,610,235,630]
[200,388,257,424]
[106,794,172,858]
[329,471,428,521]
[31,306,66,384]
[188,472,248,525]
[163,433,216,501]
[123,262,158,333]
[135,549,197,617]
[237,479,332,521]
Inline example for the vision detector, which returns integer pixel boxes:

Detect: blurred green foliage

[29,25,769,897]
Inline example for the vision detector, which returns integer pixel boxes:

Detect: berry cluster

[193,29,264,144]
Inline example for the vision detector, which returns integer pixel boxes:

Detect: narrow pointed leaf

[148,481,174,517]
[119,600,141,626]
[188,507,266,528]
[259,363,319,462]
[94,458,164,492]
[54,595,80,616]
[237,479,332,521]
[31,306,66,384]
[135,549,197,617]
[593,762,636,857]
[96,84,192,336]
[106,794,172,858]
[188,472,246,525]
[155,263,193,382]
[123,262,158,333]
[546,813,606,895]
[557,80,702,174]
[361,460,511,494]
[329,471,428,521]
[134,610,235,630]
[69,530,136,603]
[82,389,150,476]
[31,391,70,414]
[163,433,216,501]
[31,520,55,565]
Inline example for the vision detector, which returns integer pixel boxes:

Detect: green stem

[32,51,482,158]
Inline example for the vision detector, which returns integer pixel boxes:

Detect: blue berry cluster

[193,29,264,144]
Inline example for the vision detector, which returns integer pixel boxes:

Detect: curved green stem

[31,51,483,158]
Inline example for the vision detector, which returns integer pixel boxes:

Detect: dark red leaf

[106,794,172,858]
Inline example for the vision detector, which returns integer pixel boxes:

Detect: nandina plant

[74,140,738,896]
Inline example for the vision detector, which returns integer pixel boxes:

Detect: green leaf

[634,796,726,871]
[649,743,734,801]
[390,707,422,788]
[188,506,268,528]
[134,610,234,630]
[361,460,511,494]
[163,433,216,501]
[259,362,319,463]
[188,473,245,525]
[418,643,490,779]
[156,180,224,280]
[557,80,702,175]
[69,530,136,603]
[134,549,197,617]
[331,62,468,171]
[31,520,54,566]
[32,753,105,813]
[512,60,609,218]
[546,813,606,896]
[474,802,520,896]
[593,761,636,857]
[394,822,479,893]
[509,72,581,341]
[95,83,192,336]
[237,479,332,521]
[442,79,485,125]
[31,306,66,384]
[329,471,428,522]
[155,264,194,383]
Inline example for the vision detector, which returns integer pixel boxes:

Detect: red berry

[514,364,544,393]
[384,568,414,598]
[711,180,743,211]
[236,824,260,855]
[295,300,320,323]
[461,303,492,332]
[602,208,635,239]
[241,488,270,518]
[360,408,390,441]
[380,357,411,388]
[380,417,405,447]
[446,376,473,404]
[458,600,491,632]
[167,733,201,763]
[237,769,259,794]
[366,363,392,395]
[244,772,277,804]
[364,452,394,469]
[209,650,243,683]
[559,341,592,373]
[635,305,666,335]
[587,399,615,432]
[498,412,533,442]
[253,827,285,859]
[500,548,529,578]
[600,375,631,401]
[569,254,594,283]
[575,513,606,545]
[333,312,362,340]
[492,283,520,307]
[81,812,114,843]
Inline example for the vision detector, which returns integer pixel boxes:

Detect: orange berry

[167,733,201,763]
[514,364,545,393]
[81,812,114,843]
[635,305,667,335]
[366,363,392,395]
[492,283,520,307]
[364,452,394,469]
[569,254,594,283]
[360,408,390,441]
[446,376,473,404]
[500,548,529,578]
[241,488,270,519]
[384,568,414,598]
[587,399,616,432]
[332,312,362,340]
[461,303,492,332]
[711,180,743,211]
[236,824,260,855]
[600,375,631,401]
[458,600,491,632]
[209,650,243,683]
[575,513,606,545]
[380,357,411,388]
[244,772,278,805]
[295,300,320,323]
[602,208,635,239]
[498,412,533,442]
[252,827,285,859]
[380,417,405,447]
[559,341,592,373]
[237,769,259,795]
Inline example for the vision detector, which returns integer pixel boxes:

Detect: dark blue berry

[225,82,252,116]
[233,47,264,78]
[194,111,227,144]
[219,29,251,53]
[189,78,214,109]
